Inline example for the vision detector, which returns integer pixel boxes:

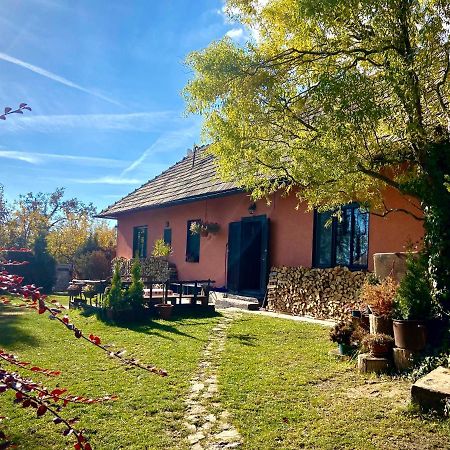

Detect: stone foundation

[266,266,367,321]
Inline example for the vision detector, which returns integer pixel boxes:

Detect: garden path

[184,311,242,450]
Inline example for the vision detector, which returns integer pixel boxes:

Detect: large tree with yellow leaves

[185,0,450,312]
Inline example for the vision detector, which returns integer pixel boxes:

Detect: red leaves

[88,335,101,345]
[50,388,67,397]
[62,315,70,325]
[30,367,61,377]
[36,405,47,417]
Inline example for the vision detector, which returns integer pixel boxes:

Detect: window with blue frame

[132,226,147,258]
[186,220,200,263]
[313,205,369,269]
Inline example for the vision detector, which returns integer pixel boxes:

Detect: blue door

[227,215,269,296]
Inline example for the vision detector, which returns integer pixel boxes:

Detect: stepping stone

[191,383,205,392]
[411,366,450,414]
[192,444,203,450]
[188,432,205,444]
[184,422,197,433]
[189,405,206,415]
[205,414,217,423]
[215,429,241,443]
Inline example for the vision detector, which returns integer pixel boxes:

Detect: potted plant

[362,333,394,357]
[155,302,173,319]
[203,222,220,234]
[392,252,435,351]
[359,275,397,336]
[330,320,355,355]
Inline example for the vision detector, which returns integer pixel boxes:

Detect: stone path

[184,312,242,450]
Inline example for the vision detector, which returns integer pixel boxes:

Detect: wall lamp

[248,202,257,215]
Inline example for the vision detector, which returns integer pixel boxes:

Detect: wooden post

[164,281,169,304]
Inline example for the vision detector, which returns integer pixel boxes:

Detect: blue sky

[0,0,247,211]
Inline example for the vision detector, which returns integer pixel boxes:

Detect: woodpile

[266,266,367,321]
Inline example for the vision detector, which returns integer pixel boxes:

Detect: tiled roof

[98,146,240,218]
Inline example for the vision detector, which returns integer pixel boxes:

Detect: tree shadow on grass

[80,306,222,341]
[0,305,38,349]
[227,333,258,347]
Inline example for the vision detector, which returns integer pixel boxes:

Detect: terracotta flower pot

[155,303,173,320]
[393,320,427,351]
[369,314,393,336]
[369,342,391,357]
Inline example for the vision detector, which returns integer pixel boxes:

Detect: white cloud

[0,52,121,106]
[69,176,143,185]
[121,123,200,176]
[0,112,175,133]
[0,149,127,168]
[226,28,244,39]
[0,150,40,164]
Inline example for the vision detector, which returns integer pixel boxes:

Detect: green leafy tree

[105,263,124,309]
[125,259,144,309]
[394,252,434,320]
[185,0,450,313]
[31,233,56,294]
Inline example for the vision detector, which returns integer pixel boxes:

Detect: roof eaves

[96,187,243,219]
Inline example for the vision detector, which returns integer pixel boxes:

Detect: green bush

[125,259,144,309]
[393,251,435,320]
[105,263,125,309]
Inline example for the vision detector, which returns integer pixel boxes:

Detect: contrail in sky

[0,51,121,106]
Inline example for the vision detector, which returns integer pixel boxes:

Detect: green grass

[2,299,449,450]
[218,314,450,450]
[0,295,219,449]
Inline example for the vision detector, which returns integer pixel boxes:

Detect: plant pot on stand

[392,320,427,351]
[369,314,393,336]
[155,303,173,320]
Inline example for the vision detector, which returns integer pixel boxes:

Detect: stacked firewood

[266,266,367,321]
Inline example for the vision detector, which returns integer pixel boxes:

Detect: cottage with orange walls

[99,147,424,298]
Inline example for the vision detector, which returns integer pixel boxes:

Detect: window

[313,205,369,269]
[133,226,147,258]
[163,228,172,246]
[186,220,200,262]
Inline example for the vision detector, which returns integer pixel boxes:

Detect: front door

[227,215,269,297]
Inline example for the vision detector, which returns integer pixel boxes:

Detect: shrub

[152,238,172,257]
[31,234,56,293]
[74,250,112,280]
[360,276,397,317]
[105,263,125,309]
[393,251,435,320]
[125,259,144,309]
[361,333,394,348]
[330,321,354,345]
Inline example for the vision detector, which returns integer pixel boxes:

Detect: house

[98,146,424,299]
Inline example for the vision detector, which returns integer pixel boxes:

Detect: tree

[31,234,56,293]
[46,214,90,264]
[184,0,450,314]
[4,188,96,248]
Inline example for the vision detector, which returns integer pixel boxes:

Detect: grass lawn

[0,295,219,449]
[219,314,450,450]
[2,299,449,450]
